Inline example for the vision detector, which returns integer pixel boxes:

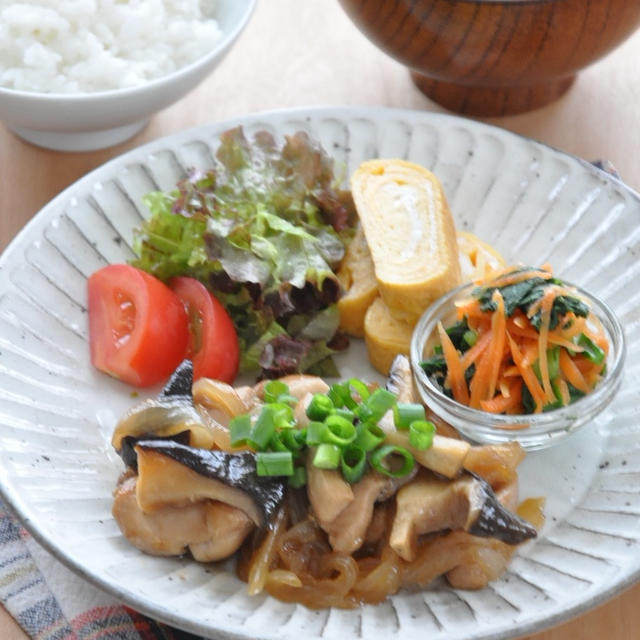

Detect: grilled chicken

[112,475,253,561]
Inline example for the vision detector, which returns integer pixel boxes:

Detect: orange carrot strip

[460,329,492,371]
[537,288,557,404]
[506,379,524,414]
[556,377,571,406]
[557,313,586,341]
[480,379,523,414]
[547,334,585,352]
[454,297,483,320]
[480,394,512,414]
[521,339,539,367]
[487,290,507,400]
[488,269,553,289]
[501,365,521,378]
[469,342,493,409]
[506,322,539,341]
[507,332,546,413]
[558,349,590,394]
[437,321,470,406]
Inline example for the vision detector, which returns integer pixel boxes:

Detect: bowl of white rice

[0,0,256,151]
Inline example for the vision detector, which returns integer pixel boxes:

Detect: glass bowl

[410,280,626,450]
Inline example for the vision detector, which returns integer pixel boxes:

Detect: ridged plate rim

[0,105,639,640]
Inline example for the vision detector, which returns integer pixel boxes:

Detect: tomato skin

[88,264,189,387]
[170,276,239,383]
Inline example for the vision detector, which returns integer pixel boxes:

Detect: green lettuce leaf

[131,126,355,378]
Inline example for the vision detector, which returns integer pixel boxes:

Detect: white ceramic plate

[0,107,638,640]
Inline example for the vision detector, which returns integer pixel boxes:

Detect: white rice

[0,0,222,93]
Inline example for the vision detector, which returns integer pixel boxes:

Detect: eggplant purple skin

[116,359,195,471]
[467,472,537,544]
[160,358,194,399]
[136,439,287,526]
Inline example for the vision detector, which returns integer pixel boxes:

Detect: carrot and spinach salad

[420,266,608,414]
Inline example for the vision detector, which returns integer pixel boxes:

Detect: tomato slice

[170,276,239,383]
[88,264,189,387]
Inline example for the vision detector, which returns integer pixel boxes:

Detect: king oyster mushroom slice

[386,353,417,403]
[134,439,286,528]
[112,360,217,468]
[319,469,416,555]
[380,355,471,478]
[390,471,537,562]
[112,474,254,561]
[306,449,355,524]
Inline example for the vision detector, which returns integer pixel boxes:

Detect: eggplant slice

[135,439,286,527]
[390,471,537,561]
[112,360,221,469]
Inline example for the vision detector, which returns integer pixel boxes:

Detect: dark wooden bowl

[338,0,640,116]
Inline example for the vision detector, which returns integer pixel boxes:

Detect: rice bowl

[0,0,256,151]
[0,1,223,94]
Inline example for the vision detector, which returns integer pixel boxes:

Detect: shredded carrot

[480,379,523,414]
[501,365,520,378]
[486,290,507,400]
[508,320,585,352]
[488,268,553,289]
[469,340,493,409]
[454,297,482,320]
[557,313,586,341]
[460,328,491,371]
[536,288,557,404]
[521,339,539,367]
[437,321,470,405]
[559,349,589,393]
[507,332,546,413]
[556,377,571,406]
[428,264,608,415]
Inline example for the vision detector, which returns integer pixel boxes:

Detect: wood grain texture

[338,0,640,115]
[1,0,640,638]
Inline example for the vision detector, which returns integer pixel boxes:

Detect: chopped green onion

[355,402,375,422]
[280,428,304,452]
[370,444,414,478]
[332,407,355,422]
[324,414,357,446]
[250,405,277,450]
[229,414,253,447]
[577,332,606,365]
[393,402,426,430]
[364,388,397,420]
[271,402,295,428]
[288,466,307,488]
[348,377,370,402]
[313,443,341,469]
[306,393,334,421]
[340,445,367,484]
[263,380,289,403]
[354,421,385,452]
[408,420,435,450]
[256,451,294,476]
[268,431,290,453]
[306,421,328,446]
[328,381,357,410]
[295,428,308,446]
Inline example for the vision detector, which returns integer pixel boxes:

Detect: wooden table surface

[1,1,639,638]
